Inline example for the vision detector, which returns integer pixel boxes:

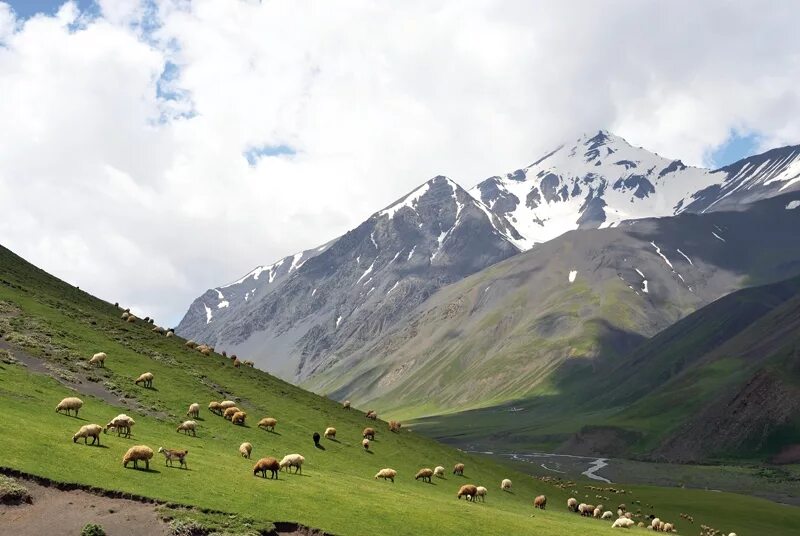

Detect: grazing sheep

[362,438,370,450]
[223,407,241,420]
[279,454,305,474]
[663,523,674,532]
[363,427,376,440]
[165,331,174,338]
[243,360,254,367]
[388,420,402,432]
[602,511,614,519]
[208,401,223,415]
[501,478,512,491]
[134,372,154,388]
[219,400,237,410]
[177,420,197,436]
[258,417,277,431]
[651,518,661,530]
[374,468,397,482]
[433,466,445,478]
[567,497,578,512]
[365,410,377,420]
[231,411,247,425]
[253,457,280,479]
[126,315,137,323]
[152,326,166,335]
[122,445,154,470]
[158,447,188,468]
[186,403,200,419]
[594,507,604,518]
[72,424,102,445]
[56,397,83,417]
[185,340,197,349]
[579,504,595,517]
[343,400,351,410]
[453,463,465,476]
[313,432,321,446]
[475,486,487,502]
[457,484,478,501]
[104,414,135,437]
[324,427,336,439]
[534,495,547,509]
[415,468,433,483]
[88,352,107,368]
[221,351,227,357]
[121,312,130,320]
[729,533,737,536]
[233,358,241,368]
[239,442,252,458]
[612,518,635,528]
[200,347,211,356]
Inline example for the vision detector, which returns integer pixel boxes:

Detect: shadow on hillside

[314,444,325,451]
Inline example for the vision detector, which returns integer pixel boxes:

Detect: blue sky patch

[708,130,762,168]
[243,144,297,166]
[5,0,98,19]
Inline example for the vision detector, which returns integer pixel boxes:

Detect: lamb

[122,445,154,470]
[567,497,578,512]
[239,442,252,459]
[253,457,280,479]
[433,466,445,478]
[534,495,547,509]
[457,484,478,501]
[324,427,336,439]
[388,420,402,432]
[158,447,188,468]
[72,424,102,445]
[279,454,305,474]
[453,463,465,476]
[475,486,487,502]
[602,511,614,519]
[177,420,197,436]
[88,352,107,368]
[501,478,512,491]
[612,518,635,528]
[342,400,351,410]
[415,468,433,483]
[374,468,397,482]
[363,427,376,440]
[219,400,237,410]
[258,417,277,431]
[134,372,154,388]
[231,411,247,425]
[223,407,241,420]
[362,438,370,450]
[186,403,200,418]
[208,401,223,415]
[56,397,83,417]
[104,414,135,437]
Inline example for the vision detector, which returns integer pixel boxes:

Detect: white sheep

[433,466,445,478]
[501,478,512,491]
[186,403,200,419]
[134,372,154,388]
[611,517,634,528]
[374,468,397,482]
[219,400,237,410]
[88,352,106,367]
[123,445,154,470]
[104,414,135,437]
[279,453,305,474]
[239,442,252,459]
[56,397,83,417]
[362,438,370,450]
[601,511,614,519]
[177,420,197,436]
[324,427,336,439]
[475,486,487,502]
[72,424,102,445]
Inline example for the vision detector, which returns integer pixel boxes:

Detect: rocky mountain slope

[177,176,521,379]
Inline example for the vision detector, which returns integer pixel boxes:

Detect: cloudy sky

[1,0,799,326]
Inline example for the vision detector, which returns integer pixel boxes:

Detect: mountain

[176,176,521,380]
[304,192,800,433]
[472,131,800,245]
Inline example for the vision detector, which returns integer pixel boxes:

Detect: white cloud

[0,0,799,325]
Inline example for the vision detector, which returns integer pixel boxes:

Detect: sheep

[72,424,102,445]
[475,486,487,502]
[253,457,280,479]
[165,331,174,338]
[363,427,376,440]
[56,397,83,417]
[388,420,402,432]
[343,400,351,410]
[208,401,223,415]
[612,518,635,528]
[88,352,107,368]
[219,400,237,410]
[365,410,377,420]
[457,484,478,501]
[122,445,154,470]
[231,411,247,425]
[453,463,465,476]
[177,420,197,436]
[313,432,321,447]
[104,414,135,437]
[152,326,166,335]
[158,447,188,468]
[279,454,305,474]
[663,523,674,532]
[324,427,336,440]
[362,438,370,450]
[233,358,241,368]
[567,497,578,512]
[126,315,137,323]
[579,503,595,517]
[258,417,277,431]
[243,360,254,367]
[239,442,252,459]
[433,466,445,478]
[134,372,154,388]
[185,340,197,349]
[200,347,211,356]
[374,468,396,482]
[121,312,130,320]
[415,468,433,483]
[534,495,547,509]
[501,478,512,491]
[221,351,227,357]
[602,511,614,519]
[186,403,200,418]
[594,507,604,518]
[651,518,661,530]
[223,407,241,420]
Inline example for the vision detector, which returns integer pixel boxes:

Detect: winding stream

[467,450,613,483]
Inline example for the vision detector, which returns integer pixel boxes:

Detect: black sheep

[313,432,321,447]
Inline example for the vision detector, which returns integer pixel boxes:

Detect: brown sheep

[231,411,247,425]
[457,484,478,501]
[453,463,465,476]
[415,468,433,483]
[258,417,277,432]
[534,495,547,509]
[388,420,402,432]
[365,410,377,420]
[223,407,241,420]
[253,457,280,479]
[122,445,154,470]
[208,401,223,415]
[363,427,376,440]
